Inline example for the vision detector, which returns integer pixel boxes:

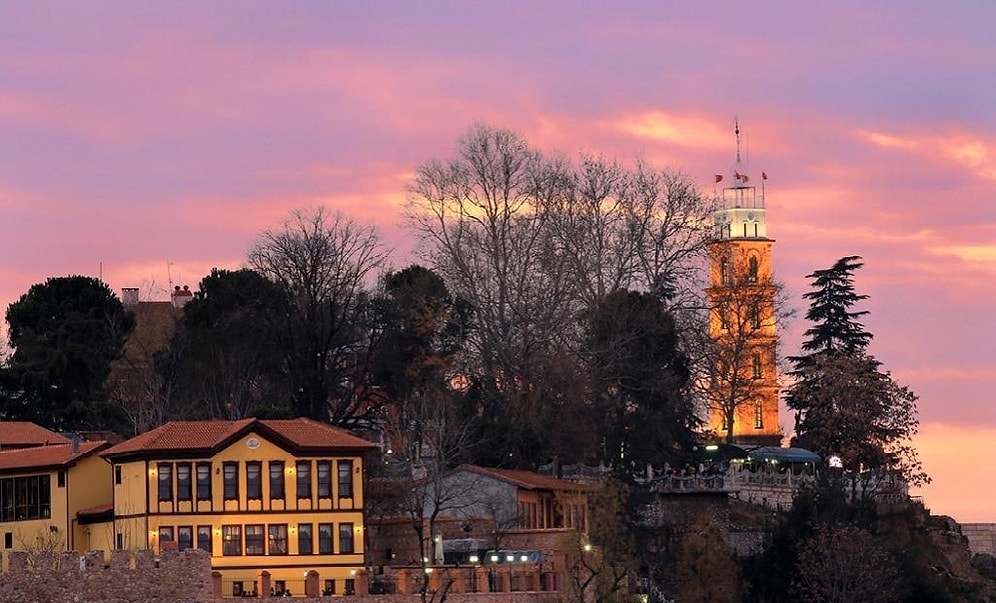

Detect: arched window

[750,302,761,329]
[754,400,764,429]
[752,353,762,379]
[748,256,758,283]
[720,257,731,285]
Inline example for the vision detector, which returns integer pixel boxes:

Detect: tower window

[750,302,761,329]
[748,257,758,283]
[752,353,762,379]
[754,401,764,429]
[720,258,731,285]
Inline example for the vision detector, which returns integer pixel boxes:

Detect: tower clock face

[747,212,755,221]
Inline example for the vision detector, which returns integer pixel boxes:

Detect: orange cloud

[859,128,996,182]
[611,111,730,147]
[928,244,996,264]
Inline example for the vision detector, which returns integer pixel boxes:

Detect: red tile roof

[0,441,108,472]
[0,422,70,449]
[102,417,376,461]
[456,464,592,491]
[76,502,114,518]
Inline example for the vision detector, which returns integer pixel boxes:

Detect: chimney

[171,285,193,309]
[121,287,140,307]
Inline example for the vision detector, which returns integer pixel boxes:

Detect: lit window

[754,401,764,429]
[245,524,264,555]
[752,353,762,379]
[223,525,242,556]
[268,524,288,555]
[748,257,758,283]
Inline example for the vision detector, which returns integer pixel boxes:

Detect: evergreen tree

[1,276,134,430]
[786,257,927,486]
[792,255,872,362]
[587,289,698,471]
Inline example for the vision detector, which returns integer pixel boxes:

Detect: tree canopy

[786,257,926,485]
[2,275,134,430]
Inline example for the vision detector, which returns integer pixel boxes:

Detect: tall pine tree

[786,257,927,486]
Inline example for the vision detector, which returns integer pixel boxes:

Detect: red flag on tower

[762,171,768,180]
[715,174,723,183]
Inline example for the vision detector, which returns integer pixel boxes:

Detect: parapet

[0,548,213,603]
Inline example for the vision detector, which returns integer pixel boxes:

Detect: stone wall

[962,523,996,556]
[0,547,566,603]
[0,548,212,603]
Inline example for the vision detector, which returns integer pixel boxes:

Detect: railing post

[355,569,370,596]
[397,568,412,595]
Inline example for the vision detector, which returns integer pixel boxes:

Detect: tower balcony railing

[722,184,764,210]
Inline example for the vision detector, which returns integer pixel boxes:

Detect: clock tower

[705,122,782,446]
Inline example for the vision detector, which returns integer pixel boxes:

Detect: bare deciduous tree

[248,206,389,426]
[792,524,902,603]
[406,124,712,467]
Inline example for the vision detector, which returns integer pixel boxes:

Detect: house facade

[99,417,376,597]
[368,464,590,572]
[0,437,111,554]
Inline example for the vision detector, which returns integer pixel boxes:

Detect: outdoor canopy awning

[747,446,821,464]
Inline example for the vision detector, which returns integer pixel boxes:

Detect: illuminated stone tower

[705,122,782,446]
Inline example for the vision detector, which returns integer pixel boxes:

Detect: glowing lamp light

[490,554,499,563]
[469,555,479,564]
[705,445,719,451]
[520,555,528,562]
[506,554,515,562]
[583,543,592,552]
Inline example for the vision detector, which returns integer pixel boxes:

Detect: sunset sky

[1,3,993,521]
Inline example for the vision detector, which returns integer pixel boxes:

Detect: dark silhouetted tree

[2,276,134,430]
[172,268,292,420]
[587,289,697,471]
[787,256,927,486]
[248,206,388,427]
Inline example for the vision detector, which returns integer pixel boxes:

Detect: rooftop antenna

[735,116,742,165]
